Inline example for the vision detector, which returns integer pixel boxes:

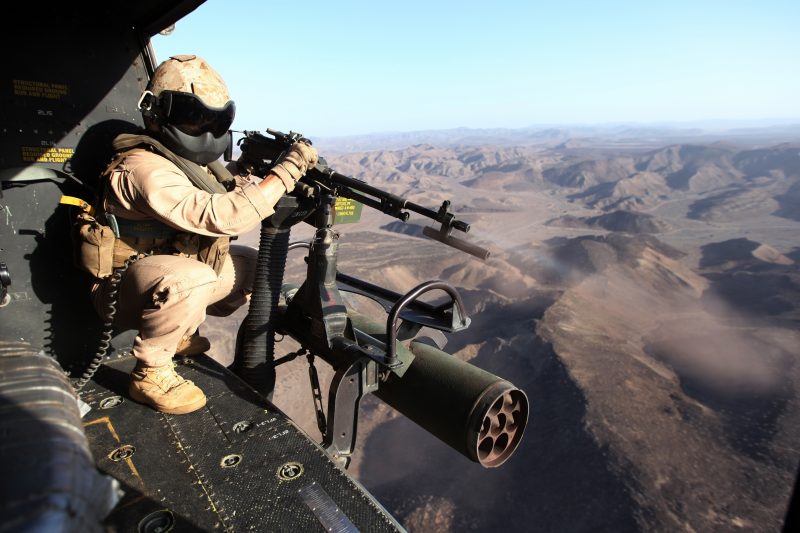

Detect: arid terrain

[203,125,800,532]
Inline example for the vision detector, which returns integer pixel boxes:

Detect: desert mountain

[205,129,800,532]
[688,187,779,221]
[700,238,794,269]
[336,139,800,531]
[697,238,799,325]
[734,143,800,178]
[537,234,798,531]
[546,209,671,234]
[542,156,636,188]
[325,137,800,223]
[775,180,800,221]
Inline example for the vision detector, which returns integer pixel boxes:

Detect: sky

[152,0,800,137]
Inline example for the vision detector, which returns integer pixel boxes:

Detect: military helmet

[149,54,230,107]
[139,55,235,165]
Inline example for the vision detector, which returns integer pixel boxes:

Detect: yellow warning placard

[21,146,74,163]
[13,79,69,100]
[333,197,363,225]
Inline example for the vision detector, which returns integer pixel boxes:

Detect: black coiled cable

[73,254,146,392]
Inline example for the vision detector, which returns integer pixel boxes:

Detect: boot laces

[147,363,186,391]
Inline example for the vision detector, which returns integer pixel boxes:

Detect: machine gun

[234,129,491,260]
[230,129,528,468]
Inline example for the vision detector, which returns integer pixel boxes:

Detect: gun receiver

[235,129,489,260]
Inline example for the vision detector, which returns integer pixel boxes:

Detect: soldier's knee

[151,260,218,307]
[228,245,258,292]
[230,245,258,263]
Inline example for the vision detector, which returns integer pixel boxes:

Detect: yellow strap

[59,195,95,216]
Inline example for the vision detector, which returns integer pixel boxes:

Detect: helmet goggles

[155,90,235,137]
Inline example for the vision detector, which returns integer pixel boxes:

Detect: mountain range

[207,126,800,532]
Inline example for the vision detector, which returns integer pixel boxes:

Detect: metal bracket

[322,357,379,467]
[385,280,470,367]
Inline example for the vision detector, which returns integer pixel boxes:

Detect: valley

[203,126,800,532]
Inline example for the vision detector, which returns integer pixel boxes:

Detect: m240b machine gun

[229,129,528,468]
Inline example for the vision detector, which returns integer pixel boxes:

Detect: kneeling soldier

[88,55,317,414]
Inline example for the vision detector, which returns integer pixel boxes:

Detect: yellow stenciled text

[13,79,69,100]
[21,146,74,164]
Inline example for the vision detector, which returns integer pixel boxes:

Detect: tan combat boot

[129,362,207,414]
[175,334,211,357]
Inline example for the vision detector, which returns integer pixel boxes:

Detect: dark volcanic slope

[775,181,800,221]
[698,238,799,324]
[688,188,779,221]
[585,210,670,233]
[547,210,671,234]
[699,237,794,272]
[380,220,426,238]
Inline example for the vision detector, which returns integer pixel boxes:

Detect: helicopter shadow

[4,120,143,374]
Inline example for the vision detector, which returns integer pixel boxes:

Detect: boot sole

[129,386,207,415]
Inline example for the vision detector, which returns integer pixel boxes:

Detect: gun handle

[423,226,490,261]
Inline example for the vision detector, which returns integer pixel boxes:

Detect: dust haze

[202,124,800,532]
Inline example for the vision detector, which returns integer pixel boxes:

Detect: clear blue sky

[152,0,800,137]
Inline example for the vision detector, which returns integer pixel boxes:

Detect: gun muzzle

[375,341,528,467]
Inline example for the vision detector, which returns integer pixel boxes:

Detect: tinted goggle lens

[160,91,235,137]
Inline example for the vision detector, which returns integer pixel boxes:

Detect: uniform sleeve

[106,151,275,237]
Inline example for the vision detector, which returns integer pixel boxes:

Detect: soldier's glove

[269,142,319,193]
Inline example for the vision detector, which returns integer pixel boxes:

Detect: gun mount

[231,129,528,468]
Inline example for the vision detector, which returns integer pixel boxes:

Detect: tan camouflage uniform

[92,150,271,367]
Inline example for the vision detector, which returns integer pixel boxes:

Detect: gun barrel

[330,173,471,233]
[375,341,528,468]
[422,226,490,260]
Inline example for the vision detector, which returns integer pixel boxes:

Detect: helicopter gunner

[92,55,318,414]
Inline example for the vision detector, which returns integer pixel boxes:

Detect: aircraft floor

[80,354,403,532]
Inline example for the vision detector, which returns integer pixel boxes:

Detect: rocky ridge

[206,133,800,532]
